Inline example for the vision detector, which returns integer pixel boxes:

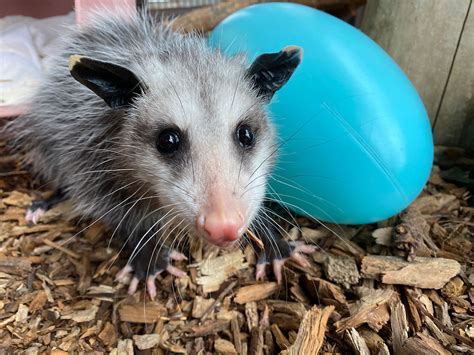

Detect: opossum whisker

[265,180,348,238]
[155,176,196,202]
[127,204,188,267]
[254,213,283,261]
[149,206,189,257]
[247,109,326,182]
[74,168,136,175]
[258,205,300,234]
[127,209,181,265]
[106,202,183,273]
[74,181,146,225]
[144,218,186,301]
[62,184,146,245]
[264,193,352,250]
[241,179,269,198]
[107,188,150,249]
[259,205,329,258]
[269,174,343,211]
[167,223,190,304]
[233,152,245,195]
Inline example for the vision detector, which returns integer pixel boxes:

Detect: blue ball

[209,3,433,224]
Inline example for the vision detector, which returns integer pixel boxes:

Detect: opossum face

[69,46,302,247]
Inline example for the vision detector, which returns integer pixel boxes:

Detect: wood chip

[346,328,370,355]
[133,334,161,350]
[335,289,395,332]
[281,305,334,355]
[246,229,264,250]
[195,250,247,292]
[116,339,134,355]
[0,256,31,276]
[323,255,360,288]
[402,333,451,355]
[234,282,278,304]
[2,190,32,207]
[118,303,164,323]
[61,304,99,323]
[98,322,117,347]
[390,301,409,354]
[361,255,461,289]
[214,338,237,354]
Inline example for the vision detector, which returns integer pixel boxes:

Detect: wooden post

[360,0,473,150]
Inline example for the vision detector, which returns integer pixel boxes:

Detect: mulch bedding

[0,139,473,354]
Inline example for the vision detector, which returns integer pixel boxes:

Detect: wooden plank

[433,2,474,149]
[360,0,471,125]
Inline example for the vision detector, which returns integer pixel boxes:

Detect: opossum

[5,10,315,298]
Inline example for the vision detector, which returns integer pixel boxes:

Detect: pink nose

[197,212,244,245]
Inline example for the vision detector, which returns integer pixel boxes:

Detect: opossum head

[69,44,302,247]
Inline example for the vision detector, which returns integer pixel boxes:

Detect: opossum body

[5,10,314,297]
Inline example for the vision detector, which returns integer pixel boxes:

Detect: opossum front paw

[25,189,65,225]
[116,249,187,300]
[255,241,316,284]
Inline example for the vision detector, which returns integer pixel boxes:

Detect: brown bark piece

[390,301,409,354]
[195,250,247,293]
[133,334,161,350]
[231,317,242,355]
[270,324,290,350]
[281,305,334,355]
[189,319,230,337]
[214,338,237,355]
[302,275,347,311]
[234,282,278,304]
[191,296,215,318]
[393,207,430,260]
[402,333,450,355]
[2,190,32,207]
[245,301,259,331]
[323,255,360,288]
[118,303,164,323]
[98,322,117,347]
[0,256,31,276]
[361,255,461,289]
[346,328,370,355]
[358,328,389,354]
[335,289,395,332]
[249,326,264,355]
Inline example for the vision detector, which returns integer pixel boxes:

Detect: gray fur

[4,10,278,268]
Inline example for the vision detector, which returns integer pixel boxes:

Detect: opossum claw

[25,189,66,225]
[146,274,158,300]
[115,264,133,283]
[253,219,316,283]
[25,207,46,225]
[128,276,140,295]
[169,250,187,261]
[255,245,316,283]
[116,247,186,299]
[166,265,187,278]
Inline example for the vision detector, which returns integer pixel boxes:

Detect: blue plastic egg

[209,3,433,224]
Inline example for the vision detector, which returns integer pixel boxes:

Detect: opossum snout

[197,212,244,246]
[196,189,246,246]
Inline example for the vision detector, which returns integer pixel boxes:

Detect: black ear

[246,45,303,100]
[69,55,144,108]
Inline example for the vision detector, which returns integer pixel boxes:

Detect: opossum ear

[68,55,143,108]
[246,45,303,101]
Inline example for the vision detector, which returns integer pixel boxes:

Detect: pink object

[75,0,137,27]
[0,0,137,118]
[196,187,246,246]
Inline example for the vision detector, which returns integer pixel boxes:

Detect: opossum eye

[157,129,181,154]
[236,124,255,149]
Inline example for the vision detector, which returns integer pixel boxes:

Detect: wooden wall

[361,0,473,150]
